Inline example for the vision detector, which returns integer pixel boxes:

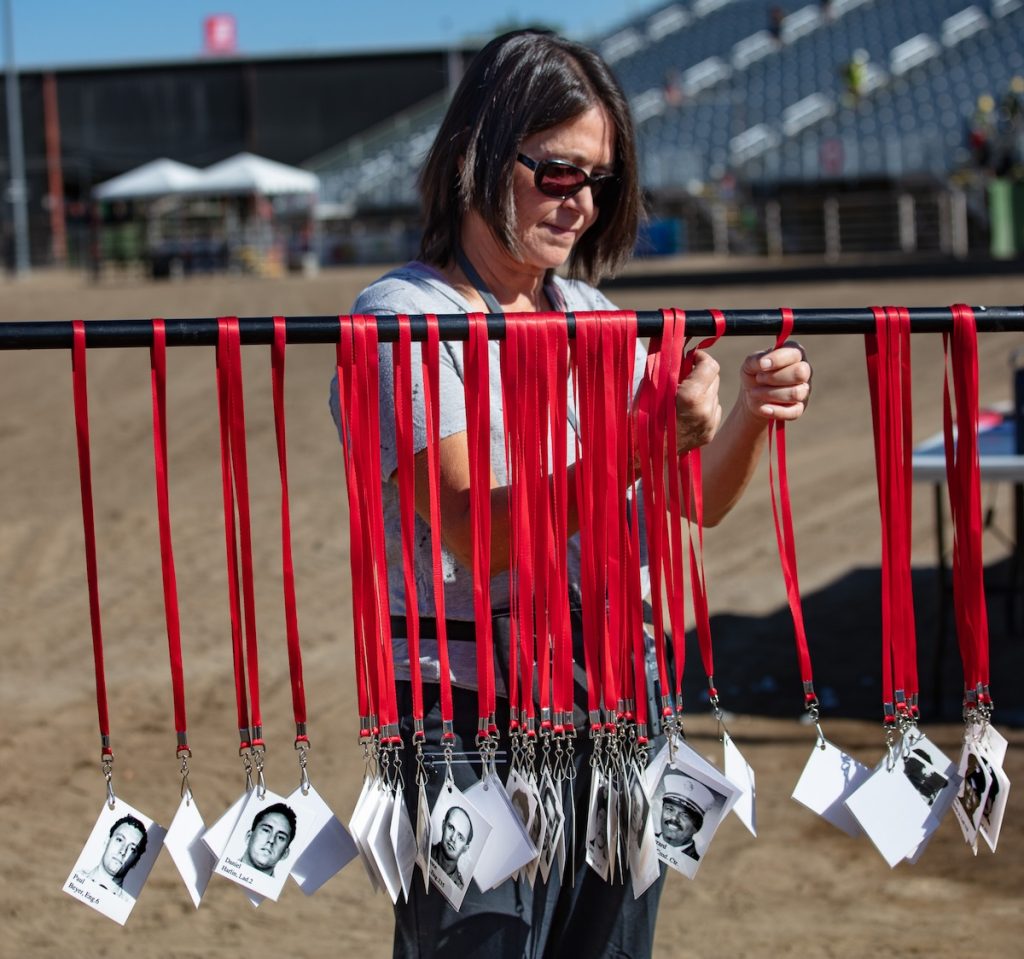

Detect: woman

[335,29,811,959]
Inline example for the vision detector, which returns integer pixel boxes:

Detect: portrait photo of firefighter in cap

[652,769,728,878]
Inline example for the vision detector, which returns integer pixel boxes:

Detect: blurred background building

[2,0,1024,275]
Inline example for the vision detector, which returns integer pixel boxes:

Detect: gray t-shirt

[329,260,647,688]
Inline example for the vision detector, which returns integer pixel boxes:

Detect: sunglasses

[517,153,618,200]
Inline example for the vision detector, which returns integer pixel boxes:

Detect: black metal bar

[1,306,1023,349]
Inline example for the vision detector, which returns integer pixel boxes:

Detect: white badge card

[348,776,385,894]
[202,790,250,858]
[585,769,611,880]
[415,783,431,891]
[791,738,871,837]
[367,789,402,904]
[537,769,565,884]
[390,790,417,902]
[629,772,661,900]
[979,758,1011,853]
[287,783,358,895]
[670,738,743,820]
[607,778,620,883]
[505,767,543,878]
[723,732,757,838]
[953,742,990,850]
[845,734,958,868]
[525,776,547,887]
[626,768,652,865]
[466,772,536,892]
[215,788,300,901]
[651,755,736,879]
[64,799,166,926]
[972,722,1008,767]
[428,783,493,911]
[641,741,671,796]
[164,794,216,908]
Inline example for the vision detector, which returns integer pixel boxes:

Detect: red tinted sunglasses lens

[536,161,588,198]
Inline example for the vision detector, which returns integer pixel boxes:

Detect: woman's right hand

[673,349,722,453]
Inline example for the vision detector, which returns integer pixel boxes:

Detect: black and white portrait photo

[956,748,991,837]
[538,771,564,882]
[85,813,148,898]
[585,773,611,879]
[902,744,950,808]
[652,764,729,878]
[506,769,543,853]
[216,791,299,901]
[64,800,165,926]
[431,805,472,889]
[241,802,297,875]
[428,786,491,911]
[628,772,651,853]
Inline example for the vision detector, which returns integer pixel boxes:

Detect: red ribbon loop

[71,320,113,758]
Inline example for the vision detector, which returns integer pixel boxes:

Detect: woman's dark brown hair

[418,30,641,285]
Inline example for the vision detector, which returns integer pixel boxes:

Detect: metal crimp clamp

[101,751,115,809]
[295,737,311,795]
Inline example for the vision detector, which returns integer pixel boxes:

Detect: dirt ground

[1,265,1021,958]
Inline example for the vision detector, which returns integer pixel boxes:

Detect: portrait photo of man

[538,775,563,877]
[430,805,472,890]
[903,747,948,808]
[958,751,989,826]
[66,801,165,925]
[84,814,148,900]
[240,802,297,877]
[586,778,610,874]
[656,773,712,862]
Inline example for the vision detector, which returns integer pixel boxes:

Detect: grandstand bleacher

[310,0,1024,260]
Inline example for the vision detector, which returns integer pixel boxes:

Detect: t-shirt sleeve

[331,275,468,483]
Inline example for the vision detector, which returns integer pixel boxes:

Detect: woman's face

[511,104,615,273]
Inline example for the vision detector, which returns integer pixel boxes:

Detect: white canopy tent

[191,152,320,196]
[93,158,205,201]
[93,153,319,200]
[91,153,320,277]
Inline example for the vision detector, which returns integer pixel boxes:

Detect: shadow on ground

[677,559,1023,726]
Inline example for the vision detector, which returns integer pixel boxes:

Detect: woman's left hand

[739,341,812,422]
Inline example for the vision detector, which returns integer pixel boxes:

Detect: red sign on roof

[204,14,238,55]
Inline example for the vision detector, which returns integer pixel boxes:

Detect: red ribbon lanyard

[149,319,189,755]
[216,318,264,749]
[571,313,602,728]
[942,304,991,706]
[865,306,917,723]
[500,314,533,734]
[636,308,687,719]
[678,310,726,704]
[420,315,456,740]
[71,321,113,760]
[766,309,817,709]
[335,316,373,737]
[572,310,637,728]
[271,318,309,748]
[499,314,572,735]
[463,313,496,740]
[392,315,424,735]
[547,317,573,734]
[352,315,399,742]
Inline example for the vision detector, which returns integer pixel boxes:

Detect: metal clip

[101,753,115,809]
[415,740,428,788]
[296,741,311,796]
[179,749,193,801]
[251,744,267,799]
[241,749,254,792]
